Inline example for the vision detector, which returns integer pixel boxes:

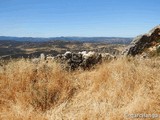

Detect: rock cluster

[122,25,160,56]
[54,51,108,70]
[32,51,115,70]
[54,51,115,70]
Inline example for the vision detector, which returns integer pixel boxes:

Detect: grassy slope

[0,58,160,120]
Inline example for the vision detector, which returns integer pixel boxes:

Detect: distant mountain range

[0,36,133,44]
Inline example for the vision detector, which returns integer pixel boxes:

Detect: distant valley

[0,36,132,59]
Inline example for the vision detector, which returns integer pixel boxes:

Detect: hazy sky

[0,0,159,37]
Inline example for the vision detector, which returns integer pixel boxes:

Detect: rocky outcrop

[122,25,160,56]
[54,51,101,70]
[43,51,115,70]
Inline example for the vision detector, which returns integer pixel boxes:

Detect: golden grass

[0,58,160,120]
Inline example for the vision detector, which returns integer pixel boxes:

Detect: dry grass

[0,57,160,120]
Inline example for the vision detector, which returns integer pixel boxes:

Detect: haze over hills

[0,36,132,44]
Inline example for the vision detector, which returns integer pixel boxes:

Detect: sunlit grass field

[0,58,160,120]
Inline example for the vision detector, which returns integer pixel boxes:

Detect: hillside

[0,58,160,120]
[0,39,128,59]
[0,26,160,120]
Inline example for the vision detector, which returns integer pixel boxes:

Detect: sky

[0,0,160,37]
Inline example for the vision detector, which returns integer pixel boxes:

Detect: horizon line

[0,35,134,38]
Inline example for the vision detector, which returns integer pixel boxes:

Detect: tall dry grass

[0,58,160,120]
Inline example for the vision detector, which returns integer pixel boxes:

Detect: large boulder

[122,25,160,56]
[80,51,102,69]
[54,51,115,70]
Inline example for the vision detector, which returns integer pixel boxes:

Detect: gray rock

[33,51,115,71]
[54,51,114,70]
[40,53,46,61]
[122,25,160,56]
